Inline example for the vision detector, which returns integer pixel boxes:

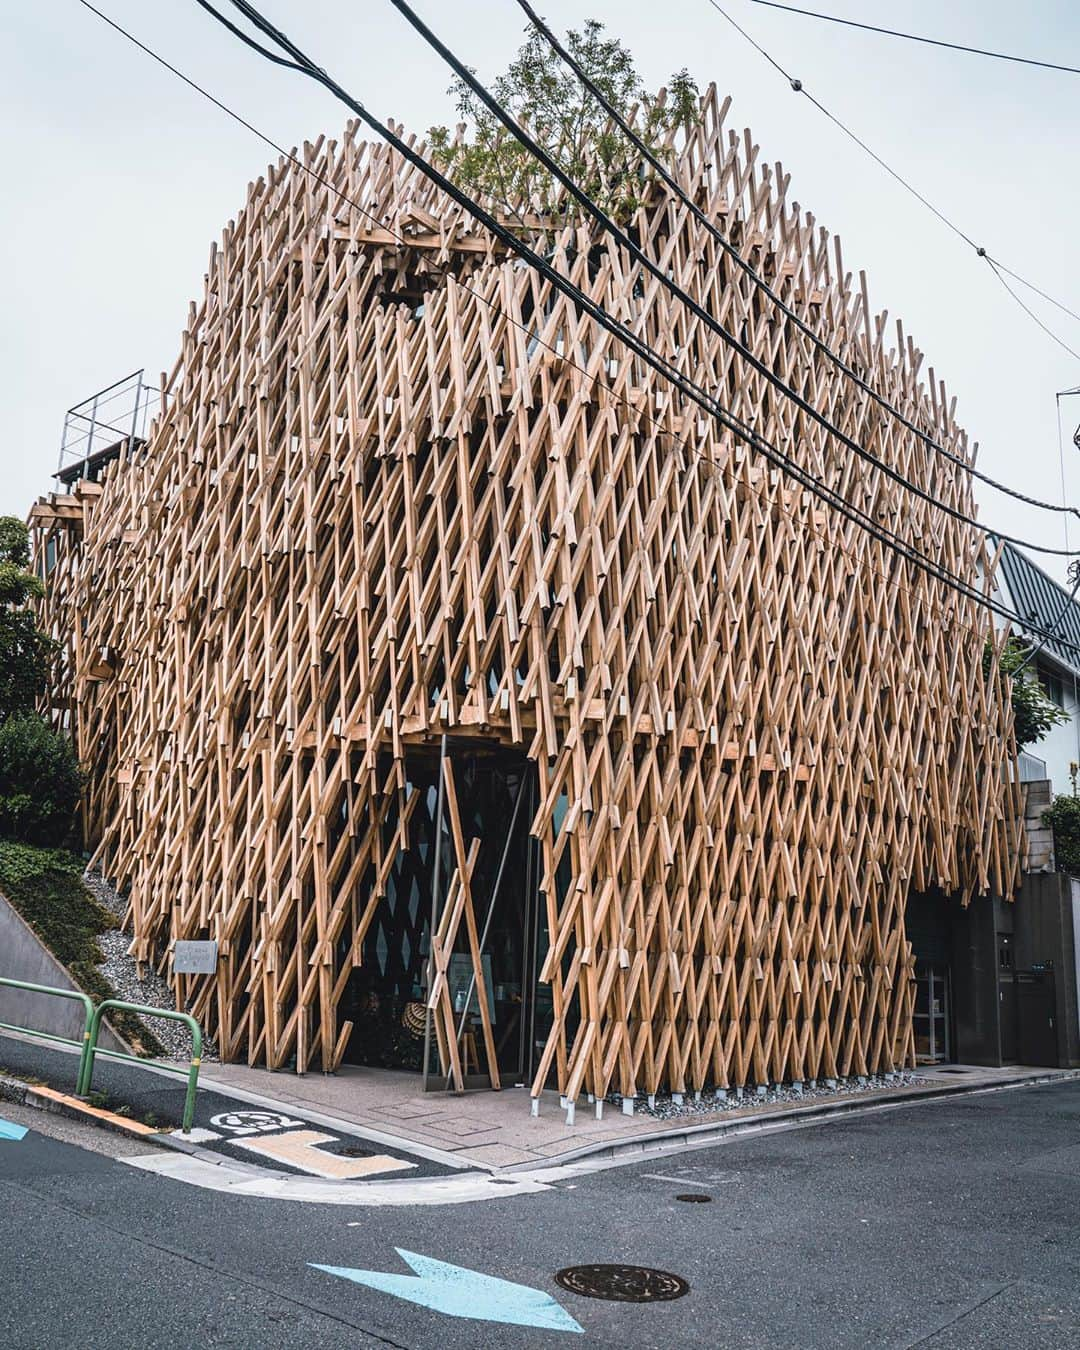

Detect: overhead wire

[72,0,1080,664]
[204,0,1080,647]
[704,0,1080,356]
[325,0,1080,559]
[509,0,1080,522]
[747,2,1080,78]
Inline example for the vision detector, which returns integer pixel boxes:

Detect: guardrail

[0,976,96,1092]
[0,977,202,1133]
[80,1002,202,1133]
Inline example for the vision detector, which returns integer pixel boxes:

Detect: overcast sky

[4,1,1079,581]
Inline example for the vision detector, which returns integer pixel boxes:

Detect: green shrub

[1043,792,1080,877]
[0,713,83,846]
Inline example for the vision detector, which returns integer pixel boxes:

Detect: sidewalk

[200,1059,1080,1170]
[3,1024,1075,1174]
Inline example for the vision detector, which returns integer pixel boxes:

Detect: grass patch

[0,841,165,1056]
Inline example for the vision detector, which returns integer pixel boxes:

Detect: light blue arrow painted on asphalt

[0,1117,28,1142]
[311,1249,584,1334]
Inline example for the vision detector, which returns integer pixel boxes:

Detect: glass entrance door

[913,963,952,1064]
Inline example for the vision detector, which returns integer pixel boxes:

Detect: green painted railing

[80,1002,202,1133]
[0,976,203,1134]
[0,976,95,1093]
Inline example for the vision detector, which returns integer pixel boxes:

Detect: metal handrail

[0,978,203,1134]
[81,1001,202,1133]
[0,976,95,1092]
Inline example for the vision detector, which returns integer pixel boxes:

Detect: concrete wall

[1022,779,1056,874]
[0,890,127,1056]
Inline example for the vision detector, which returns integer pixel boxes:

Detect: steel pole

[421,734,448,1093]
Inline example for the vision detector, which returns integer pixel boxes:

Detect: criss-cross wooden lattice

[31,87,1024,1105]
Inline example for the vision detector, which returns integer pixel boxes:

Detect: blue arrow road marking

[312,1249,584,1334]
[0,1117,28,1142]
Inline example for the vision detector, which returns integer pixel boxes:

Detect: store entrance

[340,746,549,1088]
[913,962,952,1064]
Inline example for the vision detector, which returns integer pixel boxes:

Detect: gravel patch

[607,1071,927,1120]
[85,871,218,1063]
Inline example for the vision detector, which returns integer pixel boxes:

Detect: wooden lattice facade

[32,88,1024,1104]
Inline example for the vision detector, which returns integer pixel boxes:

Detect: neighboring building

[904,538,1080,1072]
[993,538,1080,796]
[30,90,1025,1112]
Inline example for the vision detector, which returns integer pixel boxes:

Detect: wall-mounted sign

[173,939,219,975]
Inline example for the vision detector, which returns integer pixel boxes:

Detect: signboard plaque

[173,939,219,975]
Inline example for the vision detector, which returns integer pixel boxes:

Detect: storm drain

[554,1265,690,1303]
[675,1192,711,1203]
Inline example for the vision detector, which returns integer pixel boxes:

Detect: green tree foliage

[0,712,83,845]
[0,516,54,719]
[1044,790,1080,876]
[984,637,1070,750]
[427,20,699,228]
[0,841,163,1055]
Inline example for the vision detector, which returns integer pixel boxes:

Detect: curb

[507,1068,1080,1172]
[0,1071,163,1142]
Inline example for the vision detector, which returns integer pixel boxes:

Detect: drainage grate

[675,1192,711,1203]
[554,1265,690,1303]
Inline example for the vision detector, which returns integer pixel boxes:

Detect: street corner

[126,1098,554,1206]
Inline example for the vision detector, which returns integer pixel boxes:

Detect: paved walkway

[200,1060,1075,1170]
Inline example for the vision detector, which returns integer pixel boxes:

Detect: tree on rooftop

[0,517,55,720]
[427,19,699,229]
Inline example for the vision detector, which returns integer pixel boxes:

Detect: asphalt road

[0,1035,457,1177]
[2,1080,1079,1349]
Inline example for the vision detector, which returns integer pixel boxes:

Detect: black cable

[190,0,307,71]
[991,261,1080,327]
[511,0,1080,525]
[705,0,1080,354]
[375,0,1080,558]
[74,0,1080,661]
[193,0,1080,650]
[985,259,1080,363]
[749,2,1080,78]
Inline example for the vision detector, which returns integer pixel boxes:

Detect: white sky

[4,1,1079,580]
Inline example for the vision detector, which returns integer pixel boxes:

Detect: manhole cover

[554,1265,689,1303]
[675,1192,711,1203]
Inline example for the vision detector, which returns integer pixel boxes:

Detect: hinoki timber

[31,87,1024,1105]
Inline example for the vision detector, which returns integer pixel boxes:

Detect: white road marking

[168,1127,222,1143]
[121,1152,551,1206]
[209,1110,306,1136]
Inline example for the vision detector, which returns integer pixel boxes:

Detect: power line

[73,0,1080,662]
[748,2,1080,78]
[704,0,1080,357]
[510,0,1080,524]
[986,259,1080,363]
[197,1,1080,643]
[1012,567,1080,676]
[364,0,1078,558]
